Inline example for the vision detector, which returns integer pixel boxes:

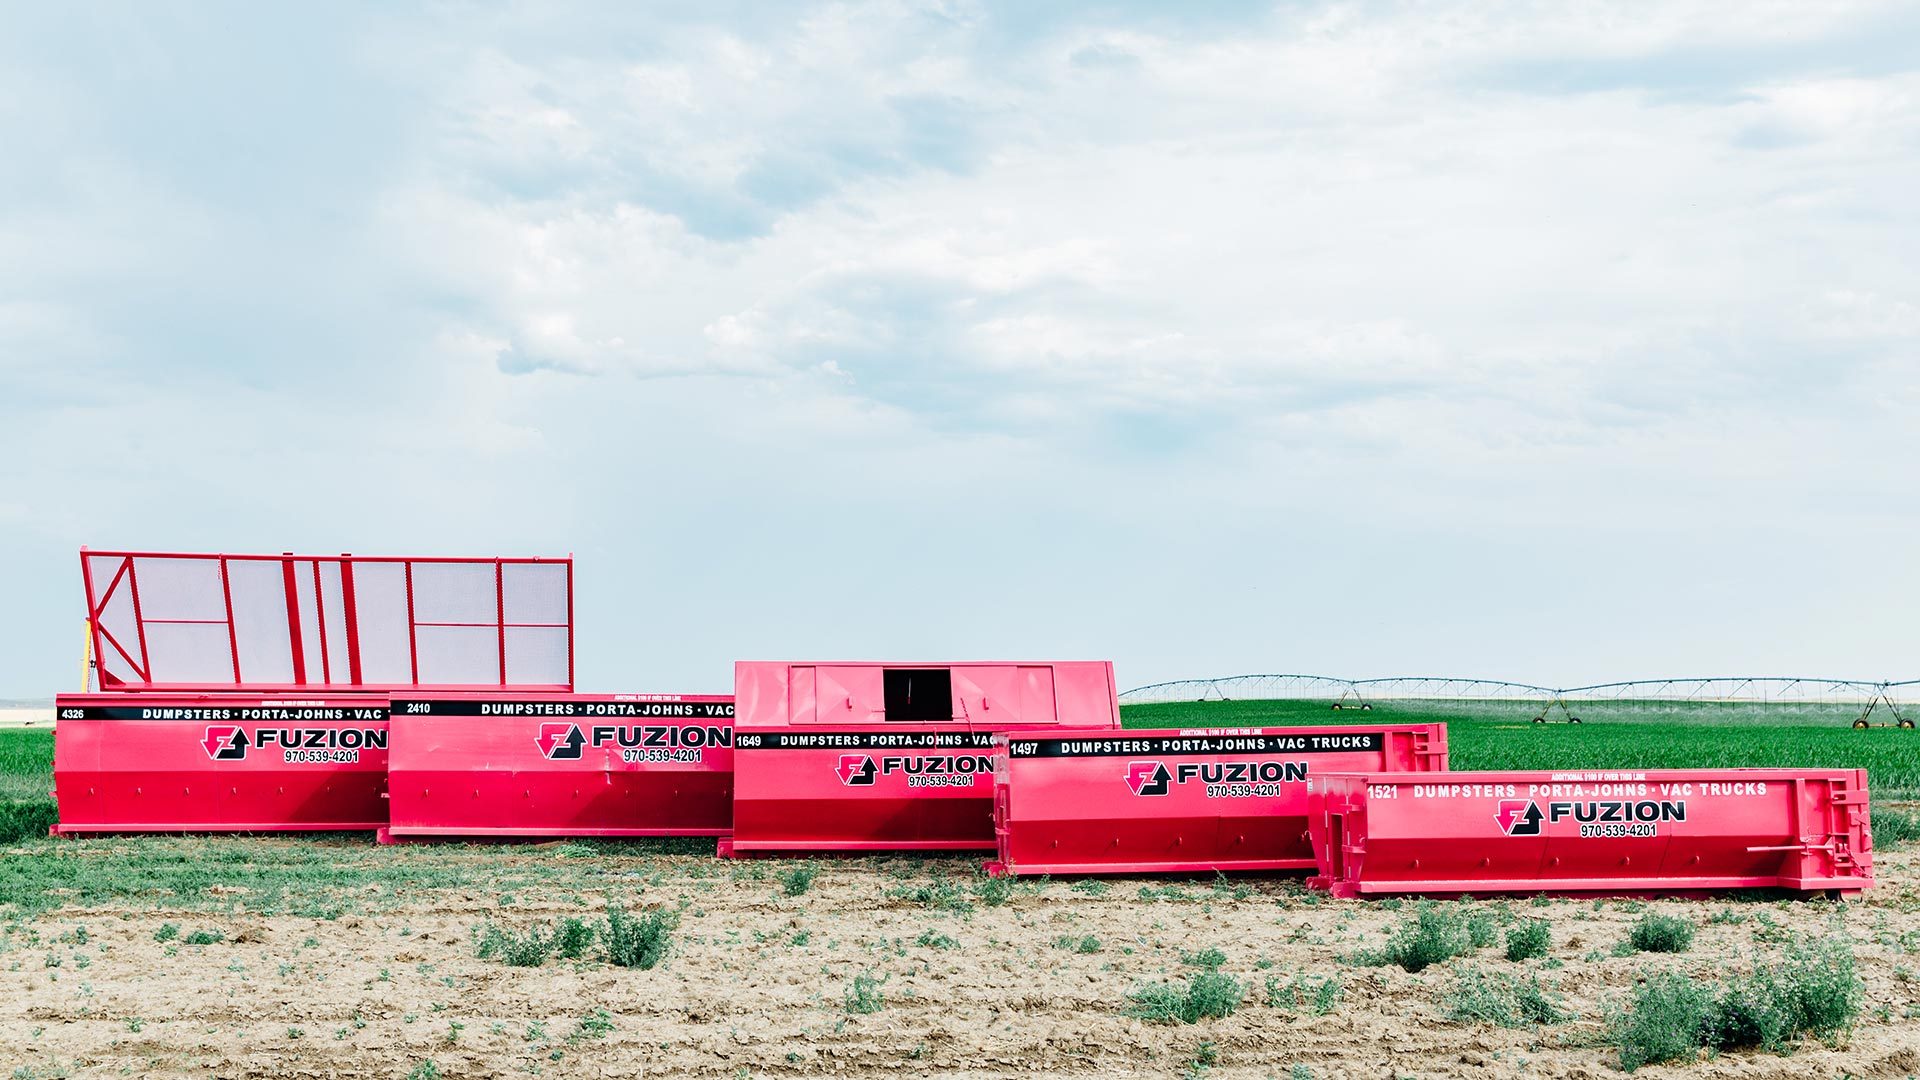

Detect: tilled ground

[2,840,1918,1080]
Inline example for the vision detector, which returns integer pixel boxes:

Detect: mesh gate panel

[293,561,327,683]
[130,557,226,621]
[142,622,236,683]
[318,560,351,684]
[502,562,569,625]
[412,561,499,626]
[82,551,574,689]
[504,625,571,686]
[226,558,295,684]
[416,624,502,684]
[350,561,413,684]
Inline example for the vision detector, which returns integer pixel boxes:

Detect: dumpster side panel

[990,724,1447,876]
[1308,769,1873,897]
[52,694,390,833]
[384,695,734,839]
[728,729,1001,851]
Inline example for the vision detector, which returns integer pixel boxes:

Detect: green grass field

[1121,698,1920,799]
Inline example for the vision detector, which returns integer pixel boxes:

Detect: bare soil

[3,842,1918,1080]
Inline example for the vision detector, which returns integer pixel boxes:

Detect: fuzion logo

[1495,799,1544,836]
[538,723,587,760]
[534,722,733,761]
[836,754,877,786]
[203,725,248,761]
[1126,759,1306,796]
[832,754,988,786]
[1127,761,1171,796]
[200,725,385,761]
[1496,798,1687,835]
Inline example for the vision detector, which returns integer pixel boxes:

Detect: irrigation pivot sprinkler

[1531,696,1581,724]
[1330,684,1372,711]
[1851,684,1913,729]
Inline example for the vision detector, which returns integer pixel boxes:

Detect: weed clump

[183,929,225,946]
[1505,919,1551,962]
[845,970,887,1014]
[153,923,181,943]
[1609,971,1713,1072]
[1126,971,1244,1024]
[1705,939,1861,1052]
[602,906,676,970]
[1053,934,1101,954]
[891,876,974,914]
[779,864,819,897]
[1182,947,1227,969]
[1628,914,1694,954]
[972,873,1014,907]
[555,917,594,960]
[1264,972,1342,1015]
[1464,908,1498,950]
[1442,967,1565,1028]
[570,1008,614,1042]
[1607,940,1862,1071]
[1365,904,1474,973]
[477,922,553,967]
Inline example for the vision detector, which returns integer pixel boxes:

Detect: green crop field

[0,727,56,841]
[0,727,53,803]
[1121,698,1920,799]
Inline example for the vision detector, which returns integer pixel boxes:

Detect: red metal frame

[81,549,575,692]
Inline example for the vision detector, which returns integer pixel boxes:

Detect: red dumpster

[51,693,390,833]
[986,724,1446,877]
[1306,769,1874,898]
[721,661,1123,856]
[381,693,734,841]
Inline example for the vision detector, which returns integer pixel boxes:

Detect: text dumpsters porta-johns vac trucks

[52,548,1877,898]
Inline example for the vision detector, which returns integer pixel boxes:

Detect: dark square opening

[884,668,952,722]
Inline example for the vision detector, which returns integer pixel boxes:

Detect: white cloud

[1,1,1917,693]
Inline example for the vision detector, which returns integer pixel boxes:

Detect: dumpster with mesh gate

[985,723,1446,877]
[59,548,574,833]
[51,693,390,833]
[381,693,734,842]
[1306,768,1874,898]
[721,661,1124,856]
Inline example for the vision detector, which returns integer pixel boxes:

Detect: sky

[1,1,1916,697]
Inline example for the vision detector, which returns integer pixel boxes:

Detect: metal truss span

[1120,674,1920,708]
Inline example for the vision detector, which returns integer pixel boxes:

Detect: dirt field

[3,836,1918,1080]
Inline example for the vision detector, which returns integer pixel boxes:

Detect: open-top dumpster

[1306,768,1874,898]
[382,693,734,841]
[721,661,1123,856]
[52,692,391,833]
[986,723,1446,876]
